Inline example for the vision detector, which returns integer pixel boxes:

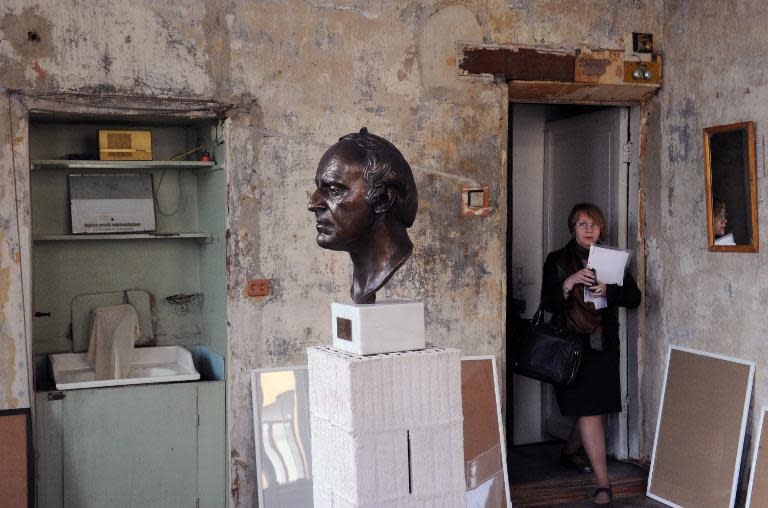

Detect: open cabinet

[29,113,228,508]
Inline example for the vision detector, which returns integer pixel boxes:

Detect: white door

[542,108,629,457]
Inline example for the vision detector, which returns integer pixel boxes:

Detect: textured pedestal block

[331,300,425,355]
[308,346,465,508]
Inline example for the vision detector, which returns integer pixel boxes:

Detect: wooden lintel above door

[457,42,661,105]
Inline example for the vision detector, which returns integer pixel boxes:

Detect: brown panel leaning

[648,347,754,508]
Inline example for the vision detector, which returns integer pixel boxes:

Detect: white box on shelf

[308,346,465,508]
[69,173,156,234]
[331,300,425,355]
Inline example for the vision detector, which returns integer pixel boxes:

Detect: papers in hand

[587,244,630,287]
[584,287,608,310]
[583,244,630,310]
[715,233,736,246]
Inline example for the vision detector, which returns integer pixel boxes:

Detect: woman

[541,203,641,507]
[713,198,728,238]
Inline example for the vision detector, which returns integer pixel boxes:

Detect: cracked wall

[656,0,768,478]
[1,1,663,505]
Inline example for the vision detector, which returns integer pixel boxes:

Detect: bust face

[307,150,374,252]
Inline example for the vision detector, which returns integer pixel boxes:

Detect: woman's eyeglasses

[575,222,601,231]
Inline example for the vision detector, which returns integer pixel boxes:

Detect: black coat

[540,242,641,416]
[541,244,641,347]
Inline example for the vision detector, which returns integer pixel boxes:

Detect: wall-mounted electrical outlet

[247,279,270,297]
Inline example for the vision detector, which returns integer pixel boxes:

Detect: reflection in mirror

[704,121,759,252]
[251,367,312,507]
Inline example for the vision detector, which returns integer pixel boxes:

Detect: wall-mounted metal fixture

[624,56,662,84]
[166,293,203,314]
[632,64,653,81]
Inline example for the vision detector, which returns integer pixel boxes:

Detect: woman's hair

[567,202,607,239]
[713,197,726,217]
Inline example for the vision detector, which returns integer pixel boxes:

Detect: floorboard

[508,442,664,507]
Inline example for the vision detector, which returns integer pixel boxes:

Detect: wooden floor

[507,442,665,507]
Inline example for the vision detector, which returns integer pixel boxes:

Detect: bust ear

[372,186,397,215]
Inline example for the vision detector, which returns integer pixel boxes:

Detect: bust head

[308,128,418,303]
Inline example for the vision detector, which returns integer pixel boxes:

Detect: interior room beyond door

[510,104,632,460]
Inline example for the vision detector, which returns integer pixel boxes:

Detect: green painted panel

[197,381,226,507]
[197,170,227,358]
[33,239,203,353]
[62,384,198,508]
[36,394,63,508]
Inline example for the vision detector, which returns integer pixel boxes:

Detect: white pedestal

[331,300,425,355]
[308,346,465,508]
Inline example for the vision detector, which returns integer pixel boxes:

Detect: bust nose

[307,188,325,212]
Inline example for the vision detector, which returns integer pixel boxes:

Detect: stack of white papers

[584,244,631,310]
[588,244,630,286]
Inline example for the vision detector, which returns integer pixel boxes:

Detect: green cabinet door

[62,384,198,508]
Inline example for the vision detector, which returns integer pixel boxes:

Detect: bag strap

[532,256,572,331]
[533,300,568,332]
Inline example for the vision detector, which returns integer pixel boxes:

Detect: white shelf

[33,232,214,242]
[31,160,222,172]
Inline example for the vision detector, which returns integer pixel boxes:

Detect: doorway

[507,103,641,459]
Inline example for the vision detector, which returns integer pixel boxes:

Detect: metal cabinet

[36,381,225,508]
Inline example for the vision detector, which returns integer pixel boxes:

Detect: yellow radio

[98,130,152,161]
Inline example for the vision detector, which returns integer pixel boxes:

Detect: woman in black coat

[541,203,641,506]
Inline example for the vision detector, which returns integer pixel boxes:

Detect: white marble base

[331,300,425,355]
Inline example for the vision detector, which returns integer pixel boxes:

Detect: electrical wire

[153,145,206,216]
[153,168,183,216]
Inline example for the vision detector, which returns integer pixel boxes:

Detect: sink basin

[50,345,200,390]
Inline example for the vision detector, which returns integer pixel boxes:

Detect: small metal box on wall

[69,174,156,234]
[98,130,152,160]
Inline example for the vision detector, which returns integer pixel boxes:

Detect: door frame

[508,101,644,460]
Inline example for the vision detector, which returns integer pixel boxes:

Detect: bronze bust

[308,128,418,304]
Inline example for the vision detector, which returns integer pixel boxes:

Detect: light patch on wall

[417,5,484,93]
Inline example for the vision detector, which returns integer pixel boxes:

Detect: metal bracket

[622,142,633,164]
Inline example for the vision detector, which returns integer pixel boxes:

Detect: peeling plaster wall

[1,1,663,504]
[657,0,768,468]
[0,95,31,410]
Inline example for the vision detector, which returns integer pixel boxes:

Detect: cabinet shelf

[33,232,214,242]
[31,160,223,173]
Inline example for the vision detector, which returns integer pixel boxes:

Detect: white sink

[50,345,200,390]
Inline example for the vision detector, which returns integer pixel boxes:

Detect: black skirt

[554,338,621,417]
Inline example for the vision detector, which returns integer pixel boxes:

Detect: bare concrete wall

[1,1,663,504]
[657,0,768,472]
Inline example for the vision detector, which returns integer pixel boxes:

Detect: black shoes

[559,448,593,473]
[592,486,613,506]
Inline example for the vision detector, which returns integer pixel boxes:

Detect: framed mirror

[704,121,759,252]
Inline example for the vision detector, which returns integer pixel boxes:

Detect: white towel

[87,304,140,380]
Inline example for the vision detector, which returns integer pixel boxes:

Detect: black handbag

[511,303,584,386]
